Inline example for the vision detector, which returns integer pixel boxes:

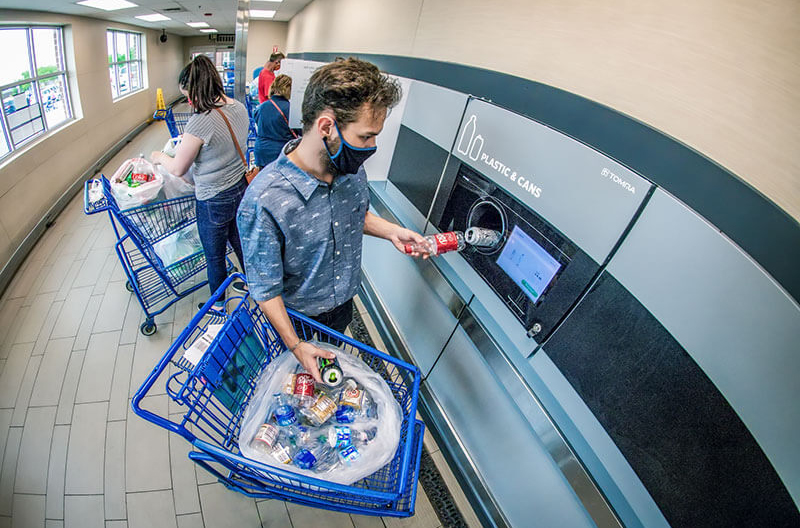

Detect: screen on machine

[496,225,562,304]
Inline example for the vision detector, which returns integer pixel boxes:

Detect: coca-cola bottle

[403,231,466,257]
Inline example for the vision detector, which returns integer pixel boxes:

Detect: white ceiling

[0,0,311,37]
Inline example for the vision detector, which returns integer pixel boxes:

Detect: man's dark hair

[269,52,285,63]
[301,58,401,132]
[178,54,225,113]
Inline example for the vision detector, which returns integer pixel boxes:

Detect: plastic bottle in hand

[404,231,465,257]
[293,436,340,472]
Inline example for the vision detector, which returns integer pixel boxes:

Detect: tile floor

[0,121,482,528]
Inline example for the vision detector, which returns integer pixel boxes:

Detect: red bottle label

[293,373,314,398]
[433,232,459,253]
[131,172,150,183]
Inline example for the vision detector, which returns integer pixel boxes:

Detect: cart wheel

[140,321,157,336]
[125,281,134,293]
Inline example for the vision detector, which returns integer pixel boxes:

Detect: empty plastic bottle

[272,394,298,427]
[403,231,466,257]
[293,436,341,472]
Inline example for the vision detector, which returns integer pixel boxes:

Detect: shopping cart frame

[131,273,425,516]
[84,177,234,335]
[153,107,193,138]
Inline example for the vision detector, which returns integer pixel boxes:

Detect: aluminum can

[318,356,343,386]
[293,373,315,399]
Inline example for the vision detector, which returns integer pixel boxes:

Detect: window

[107,29,144,100]
[0,26,73,159]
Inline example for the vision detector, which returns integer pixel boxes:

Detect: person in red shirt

[257,52,285,103]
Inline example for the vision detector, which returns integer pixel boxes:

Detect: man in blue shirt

[237,58,429,382]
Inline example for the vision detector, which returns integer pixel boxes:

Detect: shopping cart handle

[130,273,249,442]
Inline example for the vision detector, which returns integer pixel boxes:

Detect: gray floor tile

[14,406,56,494]
[39,256,74,294]
[44,236,72,268]
[11,493,44,528]
[29,338,74,407]
[51,286,93,340]
[0,410,11,463]
[169,431,200,515]
[72,296,102,352]
[54,259,83,303]
[0,298,23,352]
[12,355,42,426]
[46,425,69,520]
[107,344,134,422]
[4,257,45,301]
[0,428,22,516]
[65,402,108,494]
[176,513,203,528]
[429,450,482,528]
[91,253,119,297]
[75,331,120,404]
[256,500,292,528]
[45,520,63,528]
[76,229,101,262]
[31,301,63,357]
[0,515,8,528]
[92,286,131,335]
[73,250,110,289]
[0,308,29,360]
[55,352,85,426]
[126,490,177,528]
[382,486,439,528]
[351,513,386,528]
[15,292,57,344]
[0,344,34,409]
[286,502,355,528]
[64,495,104,528]
[118,296,143,346]
[198,483,260,528]
[422,426,439,456]
[106,521,127,528]
[129,325,174,398]
[104,420,127,520]
[125,395,171,492]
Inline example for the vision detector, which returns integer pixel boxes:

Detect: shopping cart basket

[152,107,193,139]
[83,176,234,335]
[131,274,425,516]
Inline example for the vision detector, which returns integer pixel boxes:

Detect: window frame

[0,25,74,160]
[106,28,145,101]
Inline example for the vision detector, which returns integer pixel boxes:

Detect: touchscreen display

[496,225,561,303]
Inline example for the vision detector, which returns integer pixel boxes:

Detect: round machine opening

[466,198,507,255]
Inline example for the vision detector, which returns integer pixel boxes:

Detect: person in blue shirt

[237,58,430,382]
[253,74,297,168]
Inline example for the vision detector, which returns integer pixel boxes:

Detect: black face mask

[323,120,377,175]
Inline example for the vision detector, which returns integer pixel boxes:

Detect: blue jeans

[196,177,247,299]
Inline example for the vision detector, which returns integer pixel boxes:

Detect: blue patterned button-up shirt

[236,140,369,316]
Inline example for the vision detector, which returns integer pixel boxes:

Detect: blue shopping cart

[153,107,193,139]
[131,274,425,516]
[84,176,234,335]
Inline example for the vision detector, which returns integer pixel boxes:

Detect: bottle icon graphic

[469,134,483,161]
[457,115,477,155]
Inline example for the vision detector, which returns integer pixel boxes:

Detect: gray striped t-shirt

[184,100,250,200]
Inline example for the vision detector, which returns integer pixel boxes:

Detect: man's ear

[316,113,335,138]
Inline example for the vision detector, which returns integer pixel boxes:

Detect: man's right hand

[292,341,336,383]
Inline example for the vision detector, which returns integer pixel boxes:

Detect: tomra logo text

[457,115,543,199]
[601,167,636,194]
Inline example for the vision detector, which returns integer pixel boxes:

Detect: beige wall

[246,21,289,82]
[0,11,184,271]
[286,0,800,222]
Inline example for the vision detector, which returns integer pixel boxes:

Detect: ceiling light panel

[135,13,171,22]
[199,29,218,33]
[186,22,210,28]
[76,0,138,10]
[250,9,276,18]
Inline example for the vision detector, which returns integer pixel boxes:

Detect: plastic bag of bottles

[109,157,164,210]
[238,340,403,485]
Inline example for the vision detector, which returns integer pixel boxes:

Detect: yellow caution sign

[154,88,167,119]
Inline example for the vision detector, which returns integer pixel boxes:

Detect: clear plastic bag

[155,165,195,199]
[110,158,163,210]
[239,340,403,485]
[151,223,203,268]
